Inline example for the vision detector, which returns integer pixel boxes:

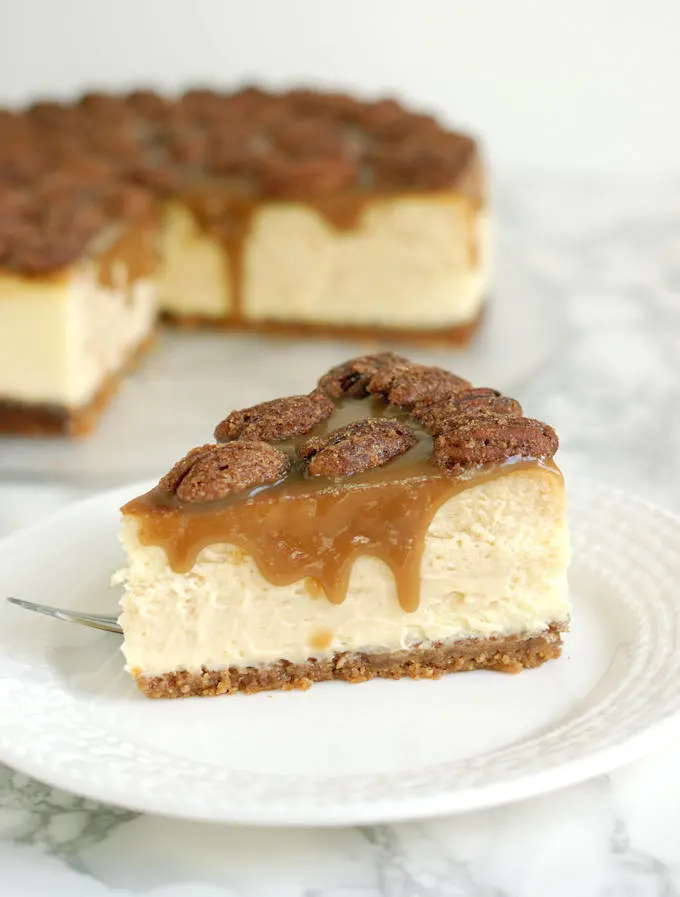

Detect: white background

[0,0,674,175]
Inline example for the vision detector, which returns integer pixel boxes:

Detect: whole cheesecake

[0,88,486,436]
[114,354,570,698]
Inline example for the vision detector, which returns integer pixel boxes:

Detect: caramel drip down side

[124,423,561,614]
[97,215,157,295]
[180,188,372,320]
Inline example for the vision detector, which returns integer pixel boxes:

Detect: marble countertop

[2,175,680,896]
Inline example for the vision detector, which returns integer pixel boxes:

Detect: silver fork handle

[6,596,123,634]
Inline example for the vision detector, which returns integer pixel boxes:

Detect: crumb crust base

[161,304,486,349]
[0,333,155,437]
[134,622,566,699]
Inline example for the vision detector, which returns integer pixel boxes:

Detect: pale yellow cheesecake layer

[115,466,569,677]
[158,195,488,329]
[0,266,156,407]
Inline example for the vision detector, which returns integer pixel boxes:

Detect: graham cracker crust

[134,623,566,699]
[0,332,155,438]
[161,304,485,349]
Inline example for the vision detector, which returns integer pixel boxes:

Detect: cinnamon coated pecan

[159,442,290,503]
[255,153,358,197]
[367,362,470,408]
[214,391,334,442]
[371,137,473,190]
[318,352,409,399]
[414,388,523,433]
[301,419,416,478]
[269,119,349,158]
[431,416,558,473]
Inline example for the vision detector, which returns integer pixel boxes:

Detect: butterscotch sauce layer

[122,397,561,613]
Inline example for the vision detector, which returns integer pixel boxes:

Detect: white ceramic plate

[1,476,680,826]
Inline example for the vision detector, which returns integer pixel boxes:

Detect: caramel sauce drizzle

[181,184,369,317]
[96,215,157,296]
[122,398,560,613]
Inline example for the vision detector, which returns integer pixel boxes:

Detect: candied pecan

[255,152,358,197]
[78,92,131,119]
[318,352,410,399]
[28,101,80,128]
[0,219,35,262]
[217,86,269,118]
[87,125,140,160]
[357,99,406,134]
[125,89,169,118]
[269,119,350,159]
[367,362,470,408]
[164,129,209,166]
[7,231,92,274]
[159,442,290,503]
[44,199,107,234]
[42,132,86,161]
[158,444,216,493]
[0,144,47,183]
[371,138,473,190]
[371,111,440,142]
[49,155,115,189]
[127,162,182,194]
[285,90,361,122]
[105,184,155,220]
[215,391,334,442]
[431,416,558,474]
[176,89,233,125]
[0,186,35,219]
[414,388,523,433]
[204,127,255,175]
[0,110,29,133]
[301,419,416,477]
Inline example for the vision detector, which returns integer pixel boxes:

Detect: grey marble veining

[1,175,680,896]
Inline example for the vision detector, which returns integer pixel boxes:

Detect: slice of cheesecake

[114,354,570,698]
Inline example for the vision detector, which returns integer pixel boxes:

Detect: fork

[6,596,123,634]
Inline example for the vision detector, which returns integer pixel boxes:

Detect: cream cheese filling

[158,195,488,329]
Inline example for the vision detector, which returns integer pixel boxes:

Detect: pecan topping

[105,184,155,220]
[367,362,470,408]
[301,419,416,478]
[414,388,523,433]
[125,89,169,118]
[127,162,182,194]
[0,86,478,274]
[256,153,358,197]
[214,391,334,442]
[357,99,406,134]
[318,352,409,399]
[372,137,474,190]
[164,130,209,166]
[269,119,349,158]
[159,442,290,503]
[431,416,558,474]
[204,127,256,175]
